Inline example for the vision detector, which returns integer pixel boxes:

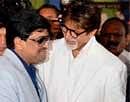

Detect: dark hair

[0,0,32,17]
[100,17,128,36]
[0,18,6,28]
[62,0,101,33]
[7,9,51,48]
[0,8,8,28]
[37,4,60,16]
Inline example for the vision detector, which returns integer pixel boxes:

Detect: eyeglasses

[29,36,50,45]
[61,25,87,38]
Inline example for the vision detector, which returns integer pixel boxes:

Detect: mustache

[105,41,119,48]
[39,47,49,51]
[66,39,76,43]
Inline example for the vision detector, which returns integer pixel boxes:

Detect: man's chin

[109,49,121,56]
[67,44,77,50]
[65,40,77,48]
[39,55,49,64]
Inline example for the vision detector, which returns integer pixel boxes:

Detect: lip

[68,41,75,44]
[67,42,77,46]
[40,49,49,53]
[66,39,76,43]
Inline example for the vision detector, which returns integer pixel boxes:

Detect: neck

[72,49,80,58]
[14,49,30,64]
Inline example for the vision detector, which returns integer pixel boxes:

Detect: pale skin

[39,8,60,38]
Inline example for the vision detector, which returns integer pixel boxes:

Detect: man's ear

[88,29,98,37]
[14,37,25,49]
[126,34,130,46]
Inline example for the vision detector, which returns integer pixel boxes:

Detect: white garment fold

[38,37,127,102]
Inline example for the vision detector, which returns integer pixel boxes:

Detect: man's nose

[65,30,76,40]
[65,31,71,38]
[42,41,50,49]
[110,35,115,41]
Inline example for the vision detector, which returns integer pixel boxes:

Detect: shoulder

[0,56,18,80]
[0,49,24,78]
[0,49,13,68]
[0,67,19,102]
[93,40,127,72]
[0,63,18,92]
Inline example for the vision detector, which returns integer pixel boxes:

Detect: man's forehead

[64,19,82,29]
[105,23,126,34]
[40,8,57,17]
[33,28,48,32]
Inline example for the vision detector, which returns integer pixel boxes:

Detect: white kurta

[38,37,127,102]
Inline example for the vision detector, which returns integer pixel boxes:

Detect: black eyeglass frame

[29,36,50,45]
[61,24,87,38]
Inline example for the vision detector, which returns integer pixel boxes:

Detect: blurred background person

[97,17,130,73]
[38,4,63,40]
[96,17,130,102]
[126,20,130,102]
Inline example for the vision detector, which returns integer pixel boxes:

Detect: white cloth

[0,49,47,102]
[119,50,130,75]
[38,37,127,102]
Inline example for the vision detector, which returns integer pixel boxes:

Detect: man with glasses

[0,9,51,102]
[38,0,127,102]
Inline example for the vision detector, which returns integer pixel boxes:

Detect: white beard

[43,50,50,63]
[37,49,50,64]
[66,40,78,50]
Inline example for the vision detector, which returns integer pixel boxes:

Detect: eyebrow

[36,35,49,39]
[30,35,49,40]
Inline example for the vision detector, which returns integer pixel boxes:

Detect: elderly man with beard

[37,0,127,102]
